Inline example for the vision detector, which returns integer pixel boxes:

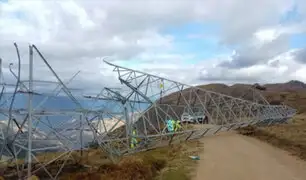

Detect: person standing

[130,129,138,149]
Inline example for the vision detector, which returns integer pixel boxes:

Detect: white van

[181,112,207,124]
[181,113,195,123]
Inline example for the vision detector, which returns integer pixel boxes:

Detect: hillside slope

[198,80,306,113]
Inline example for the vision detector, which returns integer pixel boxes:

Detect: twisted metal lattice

[98,61,296,155]
[0,43,296,179]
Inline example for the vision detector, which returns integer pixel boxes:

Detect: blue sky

[290,33,306,48]
[121,22,231,66]
[160,22,232,64]
[280,3,306,49]
[280,3,303,23]
[119,1,306,67]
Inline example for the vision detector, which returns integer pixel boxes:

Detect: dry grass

[237,114,306,161]
[60,155,166,180]
[154,140,203,180]
[0,136,203,180]
[39,139,203,180]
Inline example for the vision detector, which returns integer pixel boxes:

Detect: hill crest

[197,80,306,113]
[198,80,306,92]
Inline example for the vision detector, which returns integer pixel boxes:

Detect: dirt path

[194,132,306,180]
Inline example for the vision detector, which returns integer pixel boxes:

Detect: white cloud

[253,24,306,46]
[294,67,306,81]
[199,49,306,84]
[0,0,305,97]
[254,28,281,44]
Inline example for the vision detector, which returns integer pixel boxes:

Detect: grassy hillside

[226,80,306,162]
[238,114,306,161]
[198,80,306,113]
[264,91,306,113]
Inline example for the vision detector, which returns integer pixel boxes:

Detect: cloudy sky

[0,0,306,95]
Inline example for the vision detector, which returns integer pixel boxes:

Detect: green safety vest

[131,130,138,148]
[174,120,181,131]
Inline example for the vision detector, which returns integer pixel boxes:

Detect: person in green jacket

[130,129,138,149]
[174,120,181,132]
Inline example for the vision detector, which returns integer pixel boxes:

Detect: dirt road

[194,132,306,180]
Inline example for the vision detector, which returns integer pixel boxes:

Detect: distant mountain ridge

[198,80,306,93]
[197,80,306,113]
[263,80,306,92]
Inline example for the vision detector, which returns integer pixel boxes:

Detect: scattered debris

[189,156,200,160]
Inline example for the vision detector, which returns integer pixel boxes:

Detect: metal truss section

[0,44,141,179]
[0,44,103,179]
[104,60,271,105]
[103,60,297,154]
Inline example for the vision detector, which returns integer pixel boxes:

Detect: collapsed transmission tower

[99,60,296,155]
[0,43,296,179]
